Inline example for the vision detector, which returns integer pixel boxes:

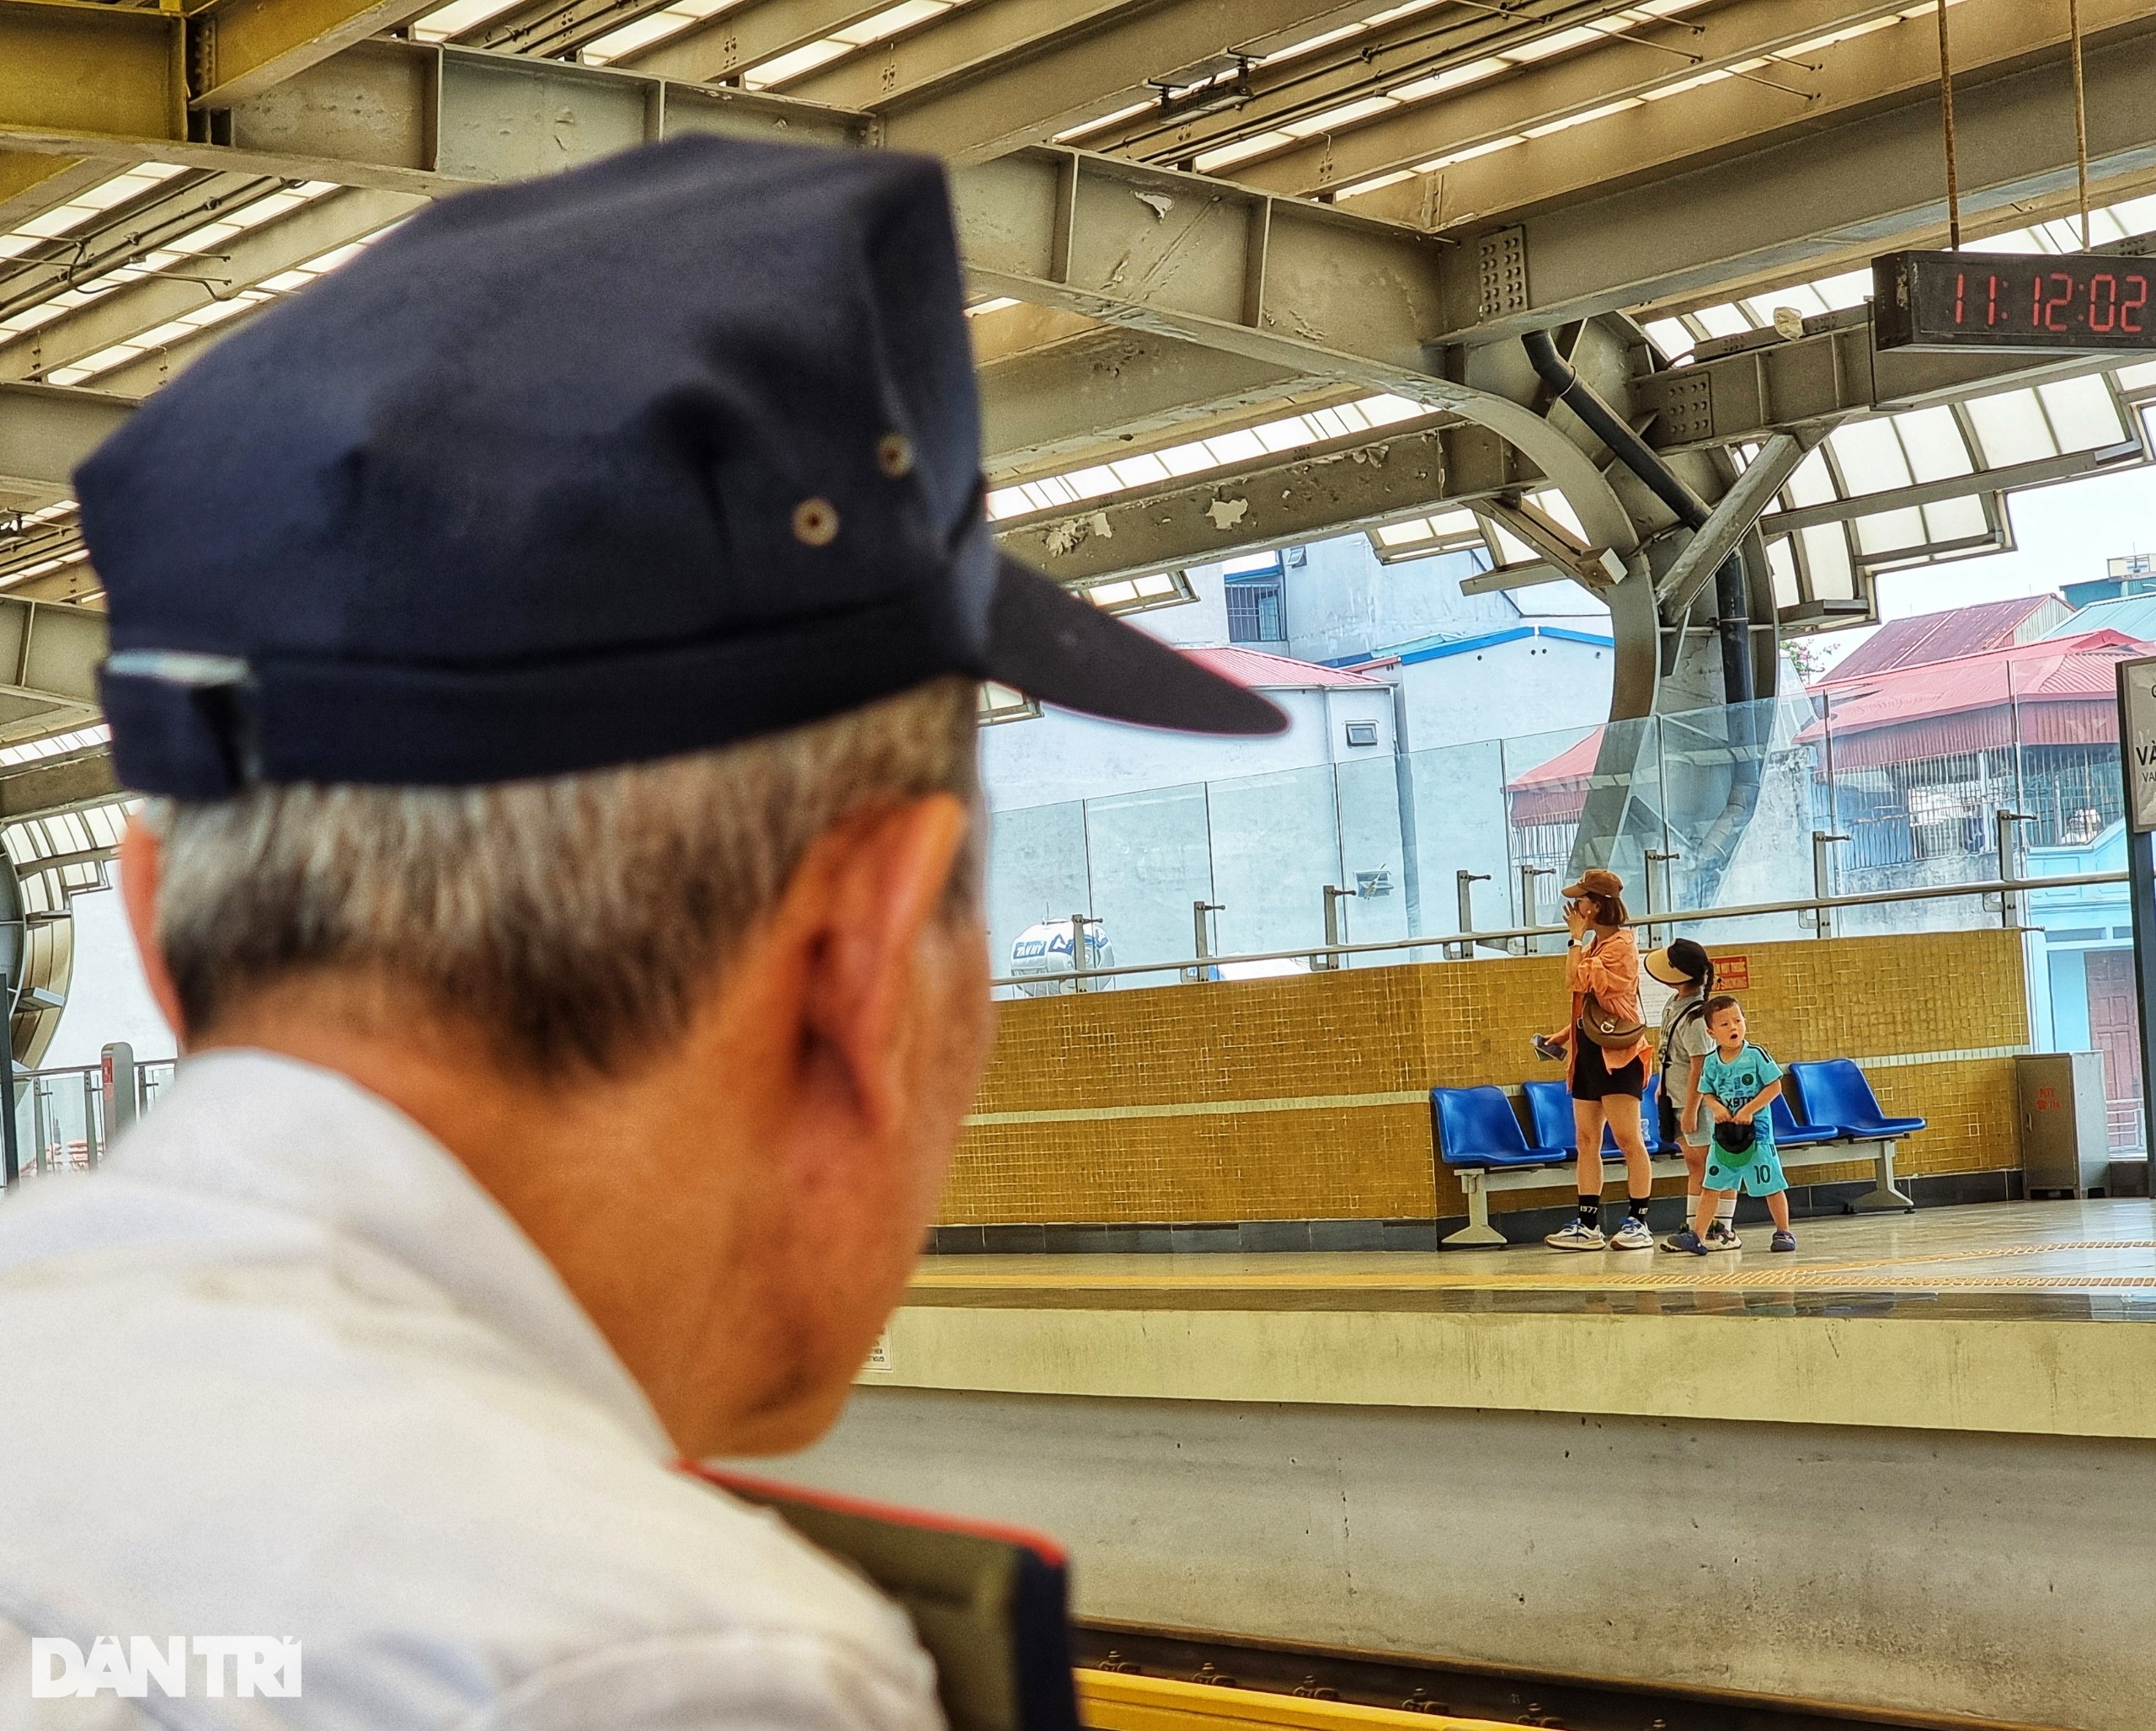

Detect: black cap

[77,136,1284,799]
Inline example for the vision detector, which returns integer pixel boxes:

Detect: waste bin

[2015,1051,2110,1199]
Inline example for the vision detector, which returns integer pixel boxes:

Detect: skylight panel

[411,0,527,39]
[1643,317,1693,361]
[1524,98,1641,140]
[1891,406,1975,481]
[1387,56,1508,104]
[1412,135,1523,174]
[1827,419,1913,494]
[2036,376,2127,452]
[834,0,946,46]
[1962,390,2058,467]
[1281,96,1398,139]
[1194,134,1297,174]
[742,39,851,86]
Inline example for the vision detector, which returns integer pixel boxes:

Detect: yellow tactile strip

[911,1240,2156,1296]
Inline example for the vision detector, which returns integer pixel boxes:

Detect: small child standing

[1667,994,1798,1255]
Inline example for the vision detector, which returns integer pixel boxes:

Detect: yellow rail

[1076,1670,1518,1731]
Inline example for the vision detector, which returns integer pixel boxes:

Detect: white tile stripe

[963,1045,2028,1127]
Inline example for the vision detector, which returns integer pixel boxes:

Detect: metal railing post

[1454,871,1491,960]
[1066,914,1099,993]
[1993,809,2036,928]
[1317,885,1353,971]
[1186,900,1224,983]
[1518,863,1556,955]
[1807,831,1850,938]
[1643,849,1678,946]
[983,866,2133,991]
[82,1070,100,1168]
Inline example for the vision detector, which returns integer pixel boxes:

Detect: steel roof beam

[0,747,117,821]
[612,0,916,87]
[0,382,134,492]
[0,154,111,232]
[1369,11,2156,339]
[782,0,1400,166]
[0,30,865,193]
[0,186,422,387]
[957,146,1637,555]
[1005,318,2151,585]
[0,595,107,724]
[993,414,1487,586]
[1634,315,2146,453]
[1230,0,1919,201]
[190,0,446,110]
[980,328,1310,474]
[449,0,686,61]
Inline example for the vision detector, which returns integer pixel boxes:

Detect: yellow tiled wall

[942,929,2028,1225]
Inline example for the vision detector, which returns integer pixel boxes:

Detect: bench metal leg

[1849,1137,1916,1212]
[1444,1172,1508,1247]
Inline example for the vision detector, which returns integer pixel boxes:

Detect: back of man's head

[150,678,978,1074]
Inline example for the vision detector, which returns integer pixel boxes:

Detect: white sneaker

[1705,1221,1743,1252]
[1545,1220,1606,1251]
[1609,1216,1655,1251]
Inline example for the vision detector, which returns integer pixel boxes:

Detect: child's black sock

[1577,1196,1601,1229]
[1626,1196,1651,1221]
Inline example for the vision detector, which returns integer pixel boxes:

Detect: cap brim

[1642,948,1685,986]
[983,554,1287,736]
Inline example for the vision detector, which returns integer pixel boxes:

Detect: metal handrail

[992,868,2130,989]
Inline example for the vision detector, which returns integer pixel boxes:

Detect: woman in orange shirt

[1539,868,1656,1251]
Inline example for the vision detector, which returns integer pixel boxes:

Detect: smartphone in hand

[1532,1034,1566,1063]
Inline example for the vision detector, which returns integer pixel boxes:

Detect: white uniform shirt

[0,1050,943,1731]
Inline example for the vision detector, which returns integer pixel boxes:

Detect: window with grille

[1224,555,1286,643]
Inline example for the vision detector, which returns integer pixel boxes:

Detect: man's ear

[119,815,188,1043]
[795,793,973,1135]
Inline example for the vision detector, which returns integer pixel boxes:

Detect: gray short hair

[149,677,980,1073]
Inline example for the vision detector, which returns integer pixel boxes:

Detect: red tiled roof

[1182,645,1386,690]
[1800,629,2143,767]
[1509,728,1604,789]
[1823,595,2058,681]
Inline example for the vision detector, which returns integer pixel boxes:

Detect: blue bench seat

[1431,1086,1570,1173]
[1789,1059,1928,1141]
[1433,1057,1924,1247]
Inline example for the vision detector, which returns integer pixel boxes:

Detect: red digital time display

[1873,250,2156,352]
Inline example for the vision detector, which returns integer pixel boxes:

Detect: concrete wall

[944,929,2028,1228]
[981,687,1339,813]
[1395,636,1612,753]
[1281,542,1508,665]
[780,1386,2153,1731]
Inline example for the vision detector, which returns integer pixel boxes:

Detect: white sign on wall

[2122,656,2156,835]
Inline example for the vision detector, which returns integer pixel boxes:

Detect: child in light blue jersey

[1667,995,1797,1254]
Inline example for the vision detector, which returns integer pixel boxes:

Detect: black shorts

[1571,1034,1645,1101]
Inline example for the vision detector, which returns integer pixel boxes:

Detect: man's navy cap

[77,135,1285,799]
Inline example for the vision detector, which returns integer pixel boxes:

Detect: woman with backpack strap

[1539,868,1655,1251]
[1644,939,1738,1251]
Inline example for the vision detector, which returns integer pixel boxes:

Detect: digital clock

[1872,250,2156,352]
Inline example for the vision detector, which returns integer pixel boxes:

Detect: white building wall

[1283,541,1512,665]
[981,687,1337,812]
[1396,635,1614,753]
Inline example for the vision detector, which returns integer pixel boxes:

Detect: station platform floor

[784,1200,2156,1727]
[913,1197,2156,1314]
[867,1199,2156,1439]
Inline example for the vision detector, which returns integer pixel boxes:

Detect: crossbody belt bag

[1578,992,1646,1048]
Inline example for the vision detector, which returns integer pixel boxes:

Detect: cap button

[792,498,840,546]
[877,432,915,478]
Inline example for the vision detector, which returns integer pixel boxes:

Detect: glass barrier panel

[1332,752,1413,962]
[986,800,1089,992]
[1081,783,1216,978]
[1206,763,1345,965]
[1399,738,1513,948]
[1658,695,1811,944]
